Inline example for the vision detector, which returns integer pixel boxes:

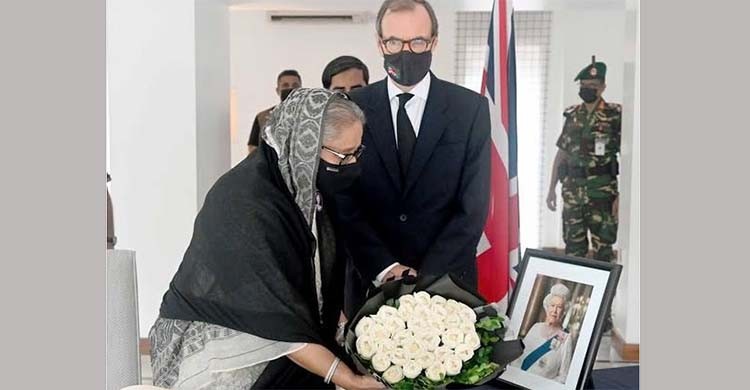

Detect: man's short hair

[321,56,370,89]
[277,69,301,84]
[376,0,439,38]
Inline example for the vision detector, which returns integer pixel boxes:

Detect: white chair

[107,249,142,390]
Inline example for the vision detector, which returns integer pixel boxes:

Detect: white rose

[460,322,476,336]
[465,331,481,351]
[428,317,447,334]
[454,301,473,312]
[392,328,414,346]
[459,306,477,324]
[413,291,431,306]
[430,295,447,307]
[416,351,436,369]
[383,365,404,384]
[397,302,415,321]
[377,305,399,319]
[433,345,453,363]
[407,317,430,332]
[398,294,417,307]
[443,356,463,376]
[431,303,448,318]
[390,347,408,366]
[402,359,423,379]
[403,339,423,359]
[369,322,391,340]
[454,343,474,362]
[416,330,441,352]
[441,328,465,348]
[425,362,447,382]
[386,316,406,334]
[444,313,463,329]
[371,312,390,326]
[371,352,392,373]
[413,305,432,321]
[445,299,461,313]
[376,338,397,355]
[356,336,377,360]
[355,317,376,338]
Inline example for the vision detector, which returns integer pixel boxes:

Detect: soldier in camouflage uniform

[546,57,622,263]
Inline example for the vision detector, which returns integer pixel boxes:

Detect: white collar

[387,72,431,103]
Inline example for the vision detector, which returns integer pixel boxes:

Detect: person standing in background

[322,55,370,93]
[546,56,622,263]
[247,69,302,154]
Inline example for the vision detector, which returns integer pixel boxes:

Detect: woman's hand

[340,372,384,389]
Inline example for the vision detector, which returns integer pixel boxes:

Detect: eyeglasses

[322,144,365,165]
[380,37,434,54]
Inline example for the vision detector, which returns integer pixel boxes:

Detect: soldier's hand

[546,190,557,211]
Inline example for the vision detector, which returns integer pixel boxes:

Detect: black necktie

[396,93,416,181]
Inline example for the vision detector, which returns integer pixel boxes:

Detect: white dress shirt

[374,73,432,285]
[387,72,431,145]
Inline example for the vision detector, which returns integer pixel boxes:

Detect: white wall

[108,0,230,336]
[229,0,466,165]
[613,0,640,344]
[196,0,231,207]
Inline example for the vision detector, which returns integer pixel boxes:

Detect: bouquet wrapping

[345,273,524,389]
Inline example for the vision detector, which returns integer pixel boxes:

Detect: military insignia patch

[590,67,597,77]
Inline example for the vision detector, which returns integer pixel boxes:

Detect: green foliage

[475,316,504,332]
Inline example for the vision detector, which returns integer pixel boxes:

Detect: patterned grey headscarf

[262,88,344,226]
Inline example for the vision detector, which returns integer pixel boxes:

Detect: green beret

[575,56,606,81]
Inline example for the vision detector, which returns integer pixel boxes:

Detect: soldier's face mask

[279,88,295,102]
[578,86,599,103]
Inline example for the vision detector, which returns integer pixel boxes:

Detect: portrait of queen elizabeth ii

[511,282,581,384]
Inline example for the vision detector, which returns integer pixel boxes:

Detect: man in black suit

[338,0,491,317]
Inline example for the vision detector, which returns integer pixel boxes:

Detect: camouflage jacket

[556,99,621,169]
[556,99,622,200]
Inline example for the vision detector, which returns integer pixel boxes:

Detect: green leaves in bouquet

[476,315,504,347]
[391,377,415,390]
[475,316,504,332]
[453,346,500,385]
[453,361,501,385]
[449,315,506,385]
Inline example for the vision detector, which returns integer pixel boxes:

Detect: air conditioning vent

[267,11,372,24]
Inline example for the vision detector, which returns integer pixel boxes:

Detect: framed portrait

[497,249,621,390]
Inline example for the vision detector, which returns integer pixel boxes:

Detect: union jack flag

[476,0,519,309]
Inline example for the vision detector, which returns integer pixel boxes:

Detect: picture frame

[495,249,622,390]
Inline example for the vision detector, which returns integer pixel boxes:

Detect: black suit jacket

[338,74,491,313]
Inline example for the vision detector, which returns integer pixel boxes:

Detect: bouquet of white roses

[345,274,523,390]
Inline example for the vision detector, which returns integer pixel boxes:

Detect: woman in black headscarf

[149,89,382,389]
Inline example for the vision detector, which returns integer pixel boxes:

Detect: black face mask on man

[316,159,361,198]
[578,87,599,103]
[279,88,295,102]
[383,50,432,87]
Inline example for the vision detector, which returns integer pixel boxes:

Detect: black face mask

[578,87,599,103]
[280,88,295,102]
[316,159,361,198]
[383,51,432,86]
